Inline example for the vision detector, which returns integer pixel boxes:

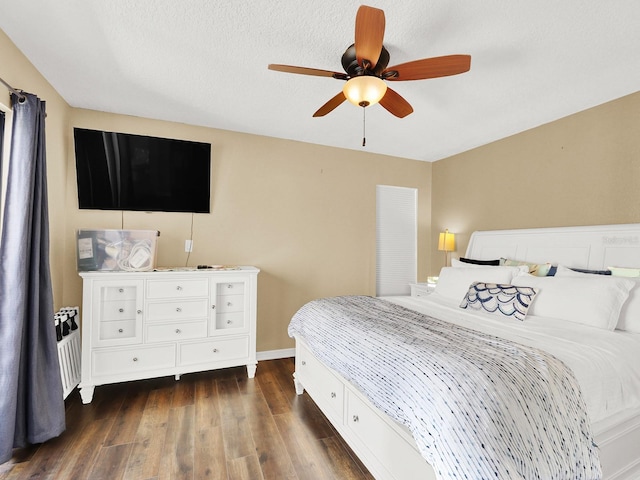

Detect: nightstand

[409,282,435,297]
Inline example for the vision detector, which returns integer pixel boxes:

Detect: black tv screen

[74,128,211,213]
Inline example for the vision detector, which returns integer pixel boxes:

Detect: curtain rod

[0,76,26,102]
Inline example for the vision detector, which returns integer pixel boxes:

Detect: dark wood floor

[0,358,374,480]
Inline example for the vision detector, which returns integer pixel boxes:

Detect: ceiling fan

[268,5,471,118]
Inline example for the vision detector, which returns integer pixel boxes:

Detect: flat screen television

[74,128,211,213]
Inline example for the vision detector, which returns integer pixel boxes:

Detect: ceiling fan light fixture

[342,76,387,107]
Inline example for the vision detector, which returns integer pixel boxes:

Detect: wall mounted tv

[74,128,211,213]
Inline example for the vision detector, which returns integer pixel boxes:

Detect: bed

[288,224,640,480]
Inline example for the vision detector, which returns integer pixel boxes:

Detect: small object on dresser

[76,229,159,272]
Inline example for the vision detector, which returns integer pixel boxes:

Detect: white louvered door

[376,185,417,296]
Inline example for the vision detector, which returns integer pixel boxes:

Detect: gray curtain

[0,93,65,463]
[0,111,4,196]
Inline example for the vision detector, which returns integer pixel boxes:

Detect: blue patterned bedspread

[288,295,602,480]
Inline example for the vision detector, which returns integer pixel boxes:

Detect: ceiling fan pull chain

[362,106,366,147]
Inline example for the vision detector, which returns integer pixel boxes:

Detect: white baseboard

[257,348,295,361]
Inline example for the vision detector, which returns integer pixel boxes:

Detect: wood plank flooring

[0,358,374,480]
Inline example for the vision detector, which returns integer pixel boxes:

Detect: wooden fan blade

[379,88,413,118]
[384,55,471,81]
[355,5,385,70]
[268,64,343,78]
[313,92,347,117]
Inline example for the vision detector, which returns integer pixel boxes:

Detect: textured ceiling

[1,1,639,162]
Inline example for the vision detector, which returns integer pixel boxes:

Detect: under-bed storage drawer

[295,339,435,480]
[346,390,428,480]
[297,344,344,420]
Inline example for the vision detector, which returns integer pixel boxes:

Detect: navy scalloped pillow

[460,282,539,321]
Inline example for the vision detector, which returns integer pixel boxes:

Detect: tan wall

[65,110,432,352]
[431,91,640,274]
[15,18,640,351]
[0,30,71,307]
[2,28,432,354]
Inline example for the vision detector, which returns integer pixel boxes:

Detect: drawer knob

[119,308,124,313]
[331,392,336,398]
[352,415,359,423]
[227,302,232,307]
[211,305,216,310]
[227,284,233,289]
[175,329,181,334]
[119,288,124,293]
[212,348,219,353]
[226,319,232,325]
[133,357,138,362]
[176,286,183,291]
[137,309,142,314]
[118,328,123,333]
[301,360,306,366]
[176,307,182,313]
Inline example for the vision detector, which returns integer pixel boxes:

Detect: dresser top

[79,265,260,277]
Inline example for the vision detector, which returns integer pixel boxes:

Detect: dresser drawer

[217,282,245,295]
[216,294,244,313]
[179,336,249,367]
[99,319,138,341]
[214,312,246,331]
[102,286,137,301]
[146,299,209,322]
[146,321,207,343]
[147,278,209,299]
[92,344,176,377]
[101,299,138,321]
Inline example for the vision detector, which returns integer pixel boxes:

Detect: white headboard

[465,224,640,270]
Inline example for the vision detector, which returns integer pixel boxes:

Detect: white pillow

[511,270,634,330]
[554,265,598,278]
[434,266,526,301]
[500,258,553,277]
[608,266,640,278]
[617,279,640,333]
[556,265,640,333]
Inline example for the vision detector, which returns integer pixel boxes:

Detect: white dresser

[78,266,259,404]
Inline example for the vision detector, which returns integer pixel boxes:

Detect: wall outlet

[184,239,193,253]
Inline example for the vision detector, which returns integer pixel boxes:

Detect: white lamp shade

[342,76,388,107]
